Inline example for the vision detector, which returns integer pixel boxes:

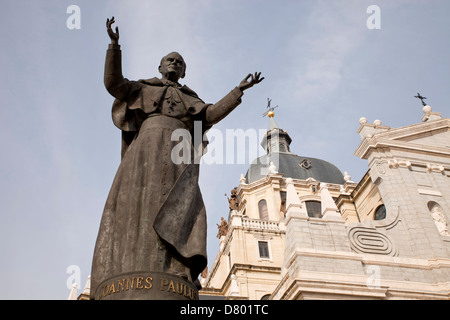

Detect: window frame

[305,200,322,218]
[258,199,269,220]
[374,204,386,220]
[258,240,271,260]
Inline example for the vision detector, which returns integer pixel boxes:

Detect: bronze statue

[90,17,263,300]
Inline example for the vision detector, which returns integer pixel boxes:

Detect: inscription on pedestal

[94,272,199,300]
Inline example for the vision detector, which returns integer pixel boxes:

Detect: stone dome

[245,152,345,185]
[249,107,345,185]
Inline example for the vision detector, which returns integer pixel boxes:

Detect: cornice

[355,118,449,159]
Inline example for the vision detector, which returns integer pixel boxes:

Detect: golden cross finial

[262,98,278,118]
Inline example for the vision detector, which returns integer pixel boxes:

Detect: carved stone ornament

[228,188,240,210]
[217,217,229,238]
[375,161,386,174]
[430,204,449,236]
[347,224,398,256]
[299,159,311,169]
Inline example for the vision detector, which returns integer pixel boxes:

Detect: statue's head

[159,52,186,81]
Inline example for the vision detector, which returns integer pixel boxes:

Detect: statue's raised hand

[106,16,119,45]
[238,72,264,92]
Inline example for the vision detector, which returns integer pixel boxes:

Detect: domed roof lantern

[260,98,292,154]
[245,100,345,185]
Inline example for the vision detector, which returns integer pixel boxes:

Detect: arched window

[280,191,287,215]
[374,204,386,220]
[258,199,269,220]
[305,201,322,218]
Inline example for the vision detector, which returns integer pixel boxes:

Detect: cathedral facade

[200,104,450,300]
[70,104,449,300]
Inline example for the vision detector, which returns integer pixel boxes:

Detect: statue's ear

[181,64,186,79]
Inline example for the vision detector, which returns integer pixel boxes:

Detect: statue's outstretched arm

[205,72,264,125]
[104,17,131,100]
[106,16,119,45]
[238,72,264,92]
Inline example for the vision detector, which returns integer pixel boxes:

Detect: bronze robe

[90,45,243,299]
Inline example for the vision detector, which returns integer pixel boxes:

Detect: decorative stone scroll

[426,163,445,173]
[387,158,411,169]
[348,226,398,256]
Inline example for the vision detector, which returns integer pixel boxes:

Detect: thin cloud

[288,1,367,104]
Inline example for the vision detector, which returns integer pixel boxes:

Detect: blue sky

[0,0,448,299]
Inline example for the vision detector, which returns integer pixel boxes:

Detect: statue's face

[159,52,186,80]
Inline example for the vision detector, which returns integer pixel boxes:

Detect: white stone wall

[272,115,450,300]
[204,112,450,300]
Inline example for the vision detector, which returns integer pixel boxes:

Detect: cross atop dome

[260,99,291,154]
[263,98,278,118]
[263,98,281,130]
[414,93,427,107]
